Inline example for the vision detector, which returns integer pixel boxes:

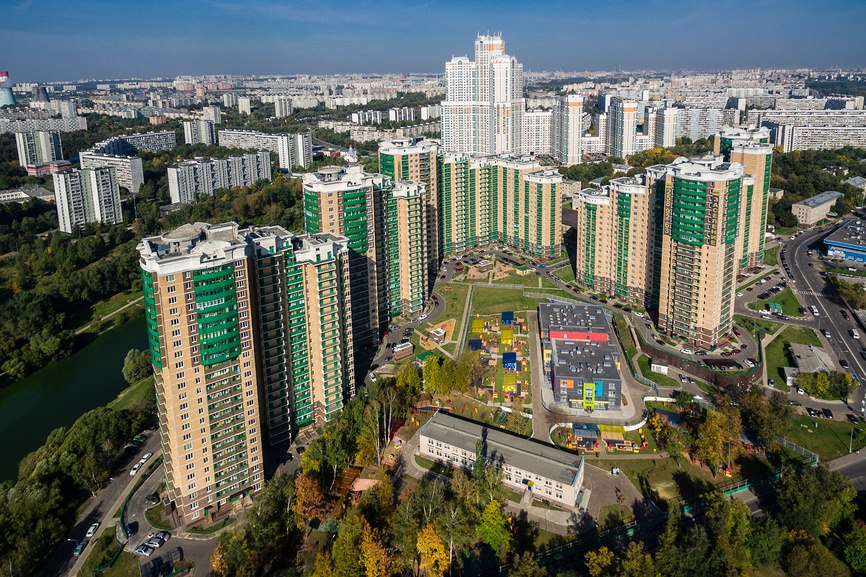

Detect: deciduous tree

[417,524,448,577]
[477,501,510,558]
[291,473,325,529]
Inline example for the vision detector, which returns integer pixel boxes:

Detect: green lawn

[107,376,154,412]
[77,531,140,577]
[746,287,802,317]
[471,286,571,316]
[145,505,173,531]
[494,271,558,289]
[764,246,779,267]
[414,455,454,478]
[637,355,681,388]
[775,226,798,237]
[733,314,782,338]
[764,326,823,389]
[434,282,471,340]
[614,313,639,360]
[783,414,866,460]
[553,265,576,283]
[598,504,635,530]
[593,457,722,502]
[824,263,866,278]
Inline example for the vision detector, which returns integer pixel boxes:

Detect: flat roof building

[418,411,585,509]
[825,221,866,262]
[791,191,844,227]
[538,303,622,411]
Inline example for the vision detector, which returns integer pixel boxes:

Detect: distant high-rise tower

[441,34,525,155]
[274,98,293,118]
[655,108,678,148]
[182,119,216,145]
[554,95,584,165]
[238,97,252,115]
[202,105,221,125]
[606,99,638,159]
[53,167,123,233]
[15,130,63,167]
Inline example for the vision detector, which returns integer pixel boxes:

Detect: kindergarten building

[539,303,622,411]
[418,411,586,509]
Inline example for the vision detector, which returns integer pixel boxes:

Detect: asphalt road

[38,432,161,577]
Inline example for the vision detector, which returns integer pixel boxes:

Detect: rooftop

[825,222,866,249]
[538,303,610,335]
[551,338,620,382]
[419,411,584,486]
[788,343,834,374]
[792,190,844,209]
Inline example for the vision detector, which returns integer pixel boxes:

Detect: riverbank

[0,315,147,481]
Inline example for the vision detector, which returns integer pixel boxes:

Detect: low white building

[418,411,585,509]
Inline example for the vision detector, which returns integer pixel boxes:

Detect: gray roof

[825,222,866,249]
[538,303,610,334]
[551,338,620,382]
[844,176,866,188]
[419,411,583,486]
[793,190,843,209]
[788,343,834,373]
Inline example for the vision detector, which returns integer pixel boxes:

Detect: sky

[1,0,865,82]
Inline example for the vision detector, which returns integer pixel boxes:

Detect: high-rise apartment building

[53,167,123,233]
[573,176,655,304]
[439,154,563,259]
[606,99,638,159]
[386,182,429,318]
[553,95,584,165]
[303,166,391,355]
[222,93,238,108]
[274,98,293,118]
[245,227,355,443]
[203,105,222,124]
[218,129,312,170]
[441,34,524,155]
[137,222,265,527]
[238,97,252,115]
[14,130,63,167]
[378,137,440,286]
[655,108,679,148]
[167,152,272,204]
[522,108,553,156]
[648,157,744,348]
[183,120,216,145]
[714,126,773,271]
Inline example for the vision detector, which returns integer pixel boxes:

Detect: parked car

[85,522,99,538]
[140,452,153,463]
[145,492,160,505]
[848,414,861,424]
[841,359,850,370]
[129,462,142,476]
[678,374,687,384]
[73,541,88,557]
[144,538,164,549]
[789,400,802,407]
[823,408,834,419]
[156,531,171,542]
[134,545,154,557]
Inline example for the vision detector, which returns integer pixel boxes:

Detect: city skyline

[2,0,866,82]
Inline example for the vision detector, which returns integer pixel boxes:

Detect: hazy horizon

[2,0,865,83]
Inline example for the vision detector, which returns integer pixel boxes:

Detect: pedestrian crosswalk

[792,289,823,297]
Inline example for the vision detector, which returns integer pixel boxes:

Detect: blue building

[825,222,866,262]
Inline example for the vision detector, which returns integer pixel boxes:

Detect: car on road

[140,452,153,463]
[853,329,861,340]
[789,400,802,406]
[634,311,645,318]
[369,373,377,382]
[822,329,832,339]
[419,314,428,321]
[73,541,88,557]
[129,462,142,476]
[823,408,834,419]
[85,522,99,538]
[841,310,850,320]
[296,446,306,455]
[743,359,755,368]
[145,492,160,505]
[733,328,742,337]
[797,387,805,395]
[679,374,687,384]
[681,349,694,355]
[134,545,154,557]
[841,359,850,370]
[736,292,743,297]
